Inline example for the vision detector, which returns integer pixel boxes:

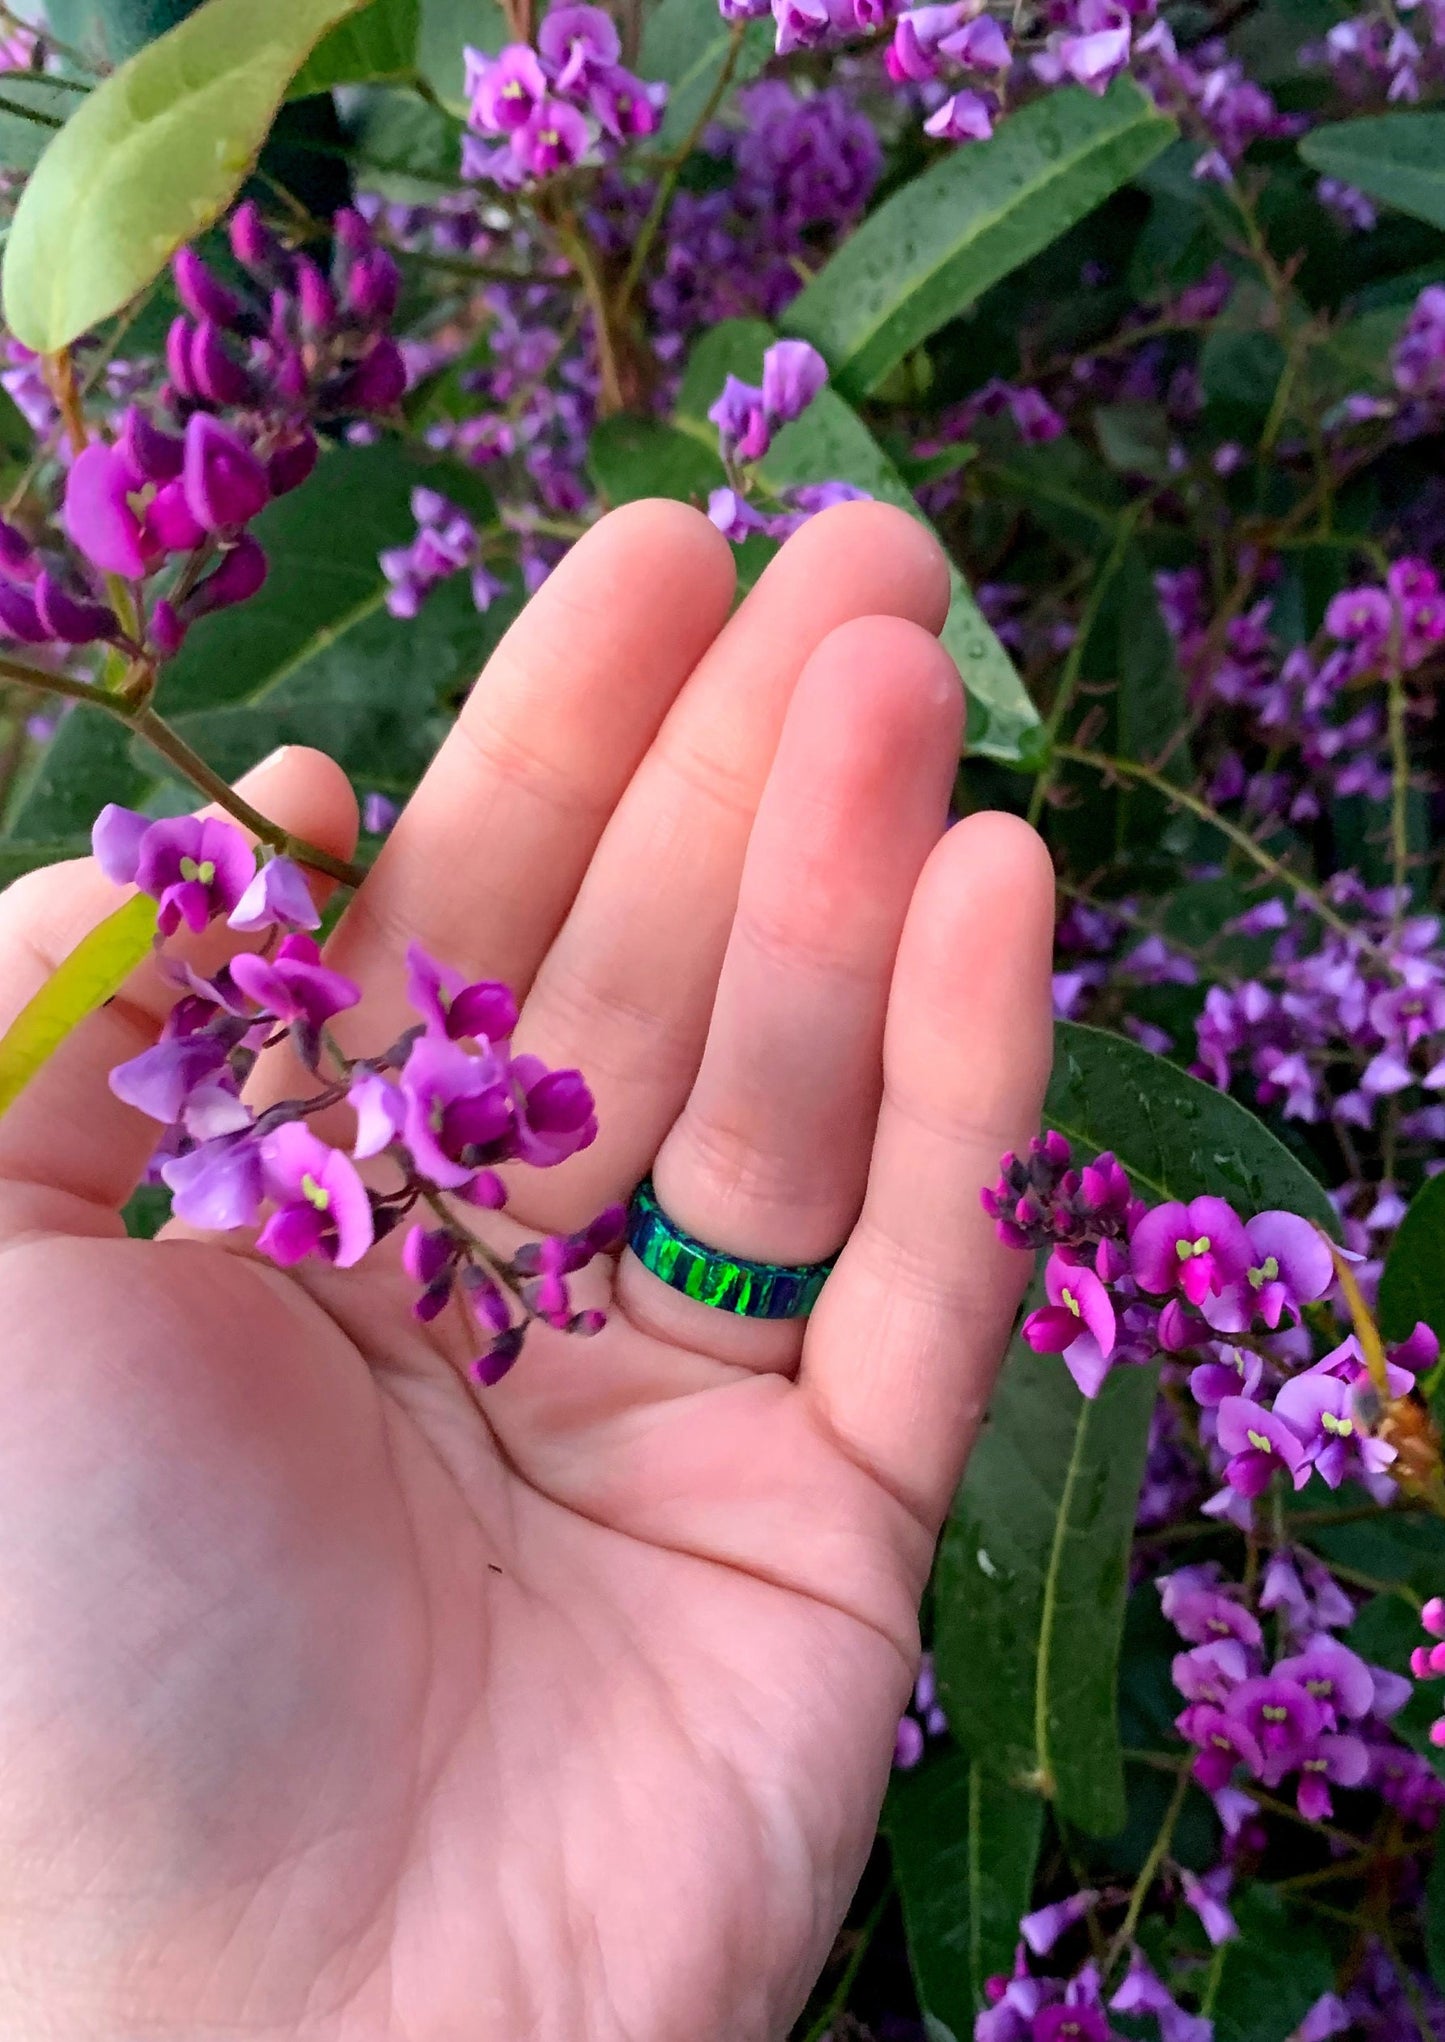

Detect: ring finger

[614,612,963,1372]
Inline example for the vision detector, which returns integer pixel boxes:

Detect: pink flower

[1022,1251,1117,1396]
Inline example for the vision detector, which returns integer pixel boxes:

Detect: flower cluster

[1409,1596,1445,1749]
[94,805,616,1382]
[463,5,664,189]
[0,204,403,667]
[380,487,506,621]
[705,338,872,543]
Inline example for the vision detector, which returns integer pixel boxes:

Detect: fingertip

[234,745,360,864]
[803,612,964,739]
[774,501,951,636]
[575,496,737,613]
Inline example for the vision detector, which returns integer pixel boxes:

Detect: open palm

[0,500,1052,2042]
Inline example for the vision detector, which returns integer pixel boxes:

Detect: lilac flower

[1179,1864,1238,1944]
[1160,1566,1263,1648]
[514,97,591,177]
[1230,1674,1325,1786]
[1039,0,1133,92]
[1131,1196,1253,1307]
[227,856,319,934]
[162,1132,264,1232]
[230,935,362,1032]
[1271,1369,1395,1489]
[398,1034,515,1192]
[1296,1733,1370,1820]
[182,414,270,533]
[406,943,519,1043]
[468,43,549,131]
[1183,1702,1265,1789]
[924,91,996,141]
[109,1030,232,1126]
[1172,1639,1251,1706]
[64,442,150,578]
[1020,1890,1098,1957]
[1021,1251,1117,1397]
[256,1123,374,1269]
[94,810,256,936]
[1202,1210,1334,1331]
[760,340,828,426]
[1215,1395,1311,1497]
[708,373,773,463]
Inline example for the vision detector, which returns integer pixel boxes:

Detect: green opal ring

[625,1177,837,1319]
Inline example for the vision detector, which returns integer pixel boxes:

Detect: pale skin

[0,499,1054,2041]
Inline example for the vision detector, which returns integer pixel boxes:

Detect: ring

[625,1177,837,1320]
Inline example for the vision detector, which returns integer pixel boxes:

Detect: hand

[0,500,1053,2042]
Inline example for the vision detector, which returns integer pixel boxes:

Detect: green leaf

[151,442,513,797]
[1047,1020,1339,1229]
[0,77,81,173]
[6,710,150,844]
[1379,1174,1445,1346]
[589,413,723,509]
[640,0,774,151]
[290,0,420,94]
[1301,113,1445,232]
[1305,1492,1445,1605]
[885,1753,1043,2033]
[0,838,93,885]
[676,319,1043,765]
[3,0,372,353]
[1208,1888,1335,2042]
[781,80,1176,402]
[43,0,200,64]
[0,892,157,1121]
[936,1348,1158,1833]
[417,0,505,107]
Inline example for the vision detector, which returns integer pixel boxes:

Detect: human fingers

[509,502,952,1232]
[319,499,735,1047]
[0,747,356,1220]
[799,814,1055,1544]
[611,613,963,1372]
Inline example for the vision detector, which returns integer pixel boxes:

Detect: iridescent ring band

[625,1177,837,1319]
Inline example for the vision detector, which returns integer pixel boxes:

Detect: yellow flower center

[300,1171,330,1212]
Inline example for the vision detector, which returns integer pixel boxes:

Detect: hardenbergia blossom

[96,805,619,1385]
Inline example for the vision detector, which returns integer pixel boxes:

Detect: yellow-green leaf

[3,0,372,353]
[0,893,157,1120]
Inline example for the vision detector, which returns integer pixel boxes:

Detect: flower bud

[173,246,245,331]
[182,416,270,533]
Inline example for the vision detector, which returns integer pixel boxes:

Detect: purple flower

[512,97,590,177]
[1204,1210,1334,1332]
[1179,1864,1238,1945]
[162,1132,264,1232]
[349,1069,407,1159]
[399,1034,518,1191]
[1230,1674,1324,1786]
[893,1714,925,1768]
[536,4,620,89]
[1274,1636,1375,1724]
[227,856,319,934]
[707,487,772,543]
[182,415,270,533]
[1216,1395,1311,1497]
[1160,1565,1263,1648]
[1296,1733,1370,1821]
[924,90,996,141]
[708,373,772,463]
[1189,1344,1262,1408]
[760,339,828,426]
[1274,1368,1395,1489]
[1293,1996,1350,2042]
[109,1030,231,1125]
[1130,1196,1252,1307]
[65,442,150,578]
[468,43,549,132]
[1172,1639,1251,1706]
[944,13,1012,68]
[1020,1889,1098,1956]
[509,1053,597,1165]
[128,814,256,936]
[1022,1251,1117,1397]
[405,942,518,1043]
[230,935,362,1031]
[256,1123,374,1269]
[1184,1702,1265,1789]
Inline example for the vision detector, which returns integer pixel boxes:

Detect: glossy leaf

[1209,1888,1335,2042]
[6,712,150,845]
[1379,1173,1445,1345]
[1047,1020,1339,1229]
[0,892,157,1122]
[885,1753,1043,2033]
[640,0,774,150]
[152,442,513,798]
[781,80,1175,401]
[417,0,504,106]
[0,77,80,172]
[935,1348,1159,1834]
[1301,113,1445,232]
[42,0,199,63]
[677,320,1044,765]
[589,413,723,510]
[290,0,420,95]
[3,0,372,353]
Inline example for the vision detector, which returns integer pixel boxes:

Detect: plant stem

[130,709,366,886]
[1027,506,1141,827]
[615,23,747,320]
[1105,1766,1190,1975]
[799,1878,893,2042]
[0,90,60,126]
[1053,746,1379,957]
[0,658,368,888]
[554,212,625,416]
